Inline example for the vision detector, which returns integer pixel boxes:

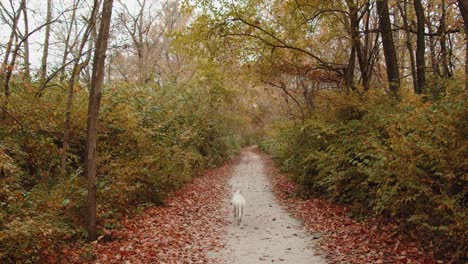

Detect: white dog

[232,190,246,226]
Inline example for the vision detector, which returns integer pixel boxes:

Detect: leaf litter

[258,149,440,264]
[73,160,236,264]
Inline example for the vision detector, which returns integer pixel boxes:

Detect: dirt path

[210,147,325,263]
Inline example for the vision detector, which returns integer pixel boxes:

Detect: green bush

[0,173,87,261]
[262,84,467,259]
[0,66,243,261]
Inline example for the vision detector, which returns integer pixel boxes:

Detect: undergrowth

[0,72,243,261]
[261,83,467,261]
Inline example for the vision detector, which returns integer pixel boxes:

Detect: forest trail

[210,146,325,263]
[73,146,432,263]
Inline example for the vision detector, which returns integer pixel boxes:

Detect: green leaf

[62,199,71,206]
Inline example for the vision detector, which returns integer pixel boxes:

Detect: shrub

[262,84,467,260]
[0,69,243,261]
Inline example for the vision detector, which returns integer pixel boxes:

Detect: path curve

[210,147,326,263]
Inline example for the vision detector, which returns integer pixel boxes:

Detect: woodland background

[0,0,466,262]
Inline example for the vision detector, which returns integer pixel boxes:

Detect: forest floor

[81,146,437,263]
[89,157,233,264]
[259,149,437,264]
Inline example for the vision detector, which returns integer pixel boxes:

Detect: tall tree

[22,1,30,80]
[116,0,173,83]
[459,0,468,89]
[1,0,59,104]
[60,0,80,81]
[61,1,99,177]
[439,0,450,79]
[0,0,23,76]
[397,0,418,93]
[413,0,426,94]
[426,8,440,79]
[1,0,28,115]
[376,0,400,99]
[345,0,360,89]
[346,0,378,91]
[0,0,25,100]
[85,0,114,242]
[40,0,52,80]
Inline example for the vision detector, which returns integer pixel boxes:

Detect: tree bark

[459,0,468,89]
[344,45,356,89]
[40,0,52,80]
[397,1,418,93]
[3,0,25,100]
[346,0,361,88]
[425,2,441,84]
[61,1,99,178]
[1,0,24,81]
[362,1,375,91]
[347,0,373,91]
[3,38,20,100]
[413,0,426,94]
[22,2,30,80]
[376,0,400,99]
[2,30,16,76]
[2,0,52,100]
[86,0,114,242]
[60,0,79,81]
[439,0,451,79]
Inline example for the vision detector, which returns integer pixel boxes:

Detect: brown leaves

[88,162,233,263]
[260,151,438,264]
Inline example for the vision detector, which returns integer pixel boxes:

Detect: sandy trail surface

[210,147,326,263]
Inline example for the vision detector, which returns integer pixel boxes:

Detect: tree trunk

[61,2,99,177]
[1,0,24,81]
[3,38,20,99]
[1,0,25,118]
[2,30,16,76]
[86,0,114,242]
[60,0,79,81]
[413,0,426,94]
[347,0,373,91]
[2,35,21,120]
[346,0,360,88]
[344,45,356,90]
[397,1,418,93]
[392,3,404,78]
[40,0,52,80]
[425,2,441,81]
[376,0,400,99]
[459,0,468,89]
[439,0,450,79]
[84,25,97,86]
[22,3,30,80]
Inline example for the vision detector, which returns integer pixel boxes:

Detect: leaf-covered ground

[58,148,445,263]
[90,163,233,263]
[54,159,233,264]
[257,150,440,264]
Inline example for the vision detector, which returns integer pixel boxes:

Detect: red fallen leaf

[257,149,439,264]
[62,159,236,264]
